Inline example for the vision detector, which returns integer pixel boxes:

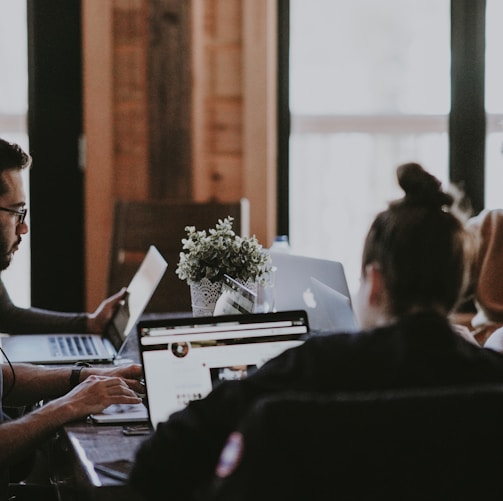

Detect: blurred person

[463,208,503,346]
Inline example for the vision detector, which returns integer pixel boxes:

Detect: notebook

[0,245,168,365]
[213,274,257,316]
[269,251,356,333]
[98,310,309,428]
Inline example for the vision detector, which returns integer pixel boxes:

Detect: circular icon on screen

[171,342,190,358]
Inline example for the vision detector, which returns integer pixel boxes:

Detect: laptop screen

[107,245,168,353]
[138,310,309,429]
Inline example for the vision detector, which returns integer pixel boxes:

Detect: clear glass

[289,0,450,295]
[254,266,277,314]
[485,1,503,114]
[290,0,450,115]
[484,0,503,209]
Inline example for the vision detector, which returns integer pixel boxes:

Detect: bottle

[270,235,290,253]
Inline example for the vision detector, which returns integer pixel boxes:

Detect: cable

[0,345,16,399]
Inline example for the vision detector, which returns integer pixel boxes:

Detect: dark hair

[0,138,32,196]
[361,162,472,315]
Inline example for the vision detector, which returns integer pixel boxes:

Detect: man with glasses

[0,137,144,500]
[0,137,126,336]
[0,205,27,225]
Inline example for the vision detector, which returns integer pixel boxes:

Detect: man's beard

[0,235,15,271]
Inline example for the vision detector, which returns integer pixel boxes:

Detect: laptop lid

[309,277,359,333]
[270,252,352,329]
[138,310,309,429]
[0,245,168,364]
[107,245,169,355]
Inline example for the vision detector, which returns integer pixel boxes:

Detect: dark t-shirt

[0,276,86,499]
[129,311,503,501]
[0,367,10,500]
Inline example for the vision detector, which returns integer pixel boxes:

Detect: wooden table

[49,313,192,500]
[51,421,148,501]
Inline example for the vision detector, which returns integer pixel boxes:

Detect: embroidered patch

[215,431,244,478]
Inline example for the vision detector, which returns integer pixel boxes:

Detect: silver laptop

[0,245,168,364]
[270,251,356,333]
[309,277,358,333]
[134,310,309,429]
[90,310,309,425]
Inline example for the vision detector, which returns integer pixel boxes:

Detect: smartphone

[94,459,133,481]
[122,423,151,436]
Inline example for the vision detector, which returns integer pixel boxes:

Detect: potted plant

[176,216,272,316]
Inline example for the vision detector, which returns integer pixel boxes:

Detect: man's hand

[61,374,142,418]
[86,287,127,334]
[90,363,145,394]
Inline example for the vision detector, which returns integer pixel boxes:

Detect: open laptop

[0,245,168,364]
[92,310,310,427]
[270,251,356,333]
[309,277,358,333]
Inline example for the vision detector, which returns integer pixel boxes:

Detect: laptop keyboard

[49,335,99,357]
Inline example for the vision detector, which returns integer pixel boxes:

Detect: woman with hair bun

[130,163,503,501]
[356,161,474,328]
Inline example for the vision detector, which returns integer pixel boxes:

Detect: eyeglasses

[0,206,28,225]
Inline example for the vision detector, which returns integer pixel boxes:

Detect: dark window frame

[277,0,488,235]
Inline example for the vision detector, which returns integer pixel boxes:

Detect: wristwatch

[70,362,92,388]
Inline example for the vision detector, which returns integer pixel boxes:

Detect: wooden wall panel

[148,0,193,199]
[83,0,114,310]
[192,0,243,202]
[83,0,150,309]
[242,0,277,246]
[113,0,149,198]
[192,0,277,245]
[83,0,277,309]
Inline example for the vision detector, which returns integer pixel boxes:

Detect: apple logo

[302,287,317,309]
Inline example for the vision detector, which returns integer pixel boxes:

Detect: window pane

[485,132,503,208]
[0,1,28,114]
[0,0,30,306]
[485,0,503,113]
[484,0,503,210]
[290,0,450,115]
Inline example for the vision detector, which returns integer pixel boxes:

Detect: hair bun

[397,162,453,209]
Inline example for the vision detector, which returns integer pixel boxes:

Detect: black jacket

[129,312,503,500]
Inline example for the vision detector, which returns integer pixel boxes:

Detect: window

[0,0,30,306]
[485,0,503,208]
[289,0,450,295]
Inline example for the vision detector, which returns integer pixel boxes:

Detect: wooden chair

[108,198,249,313]
[209,384,503,501]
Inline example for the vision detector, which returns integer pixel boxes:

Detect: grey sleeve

[0,277,88,334]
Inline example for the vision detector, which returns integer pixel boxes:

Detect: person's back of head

[361,162,473,317]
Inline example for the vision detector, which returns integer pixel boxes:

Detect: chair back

[108,198,249,313]
[210,385,503,500]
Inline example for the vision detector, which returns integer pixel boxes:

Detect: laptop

[0,245,168,365]
[269,251,356,333]
[309,277,358,333]
[102,310,308,429]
